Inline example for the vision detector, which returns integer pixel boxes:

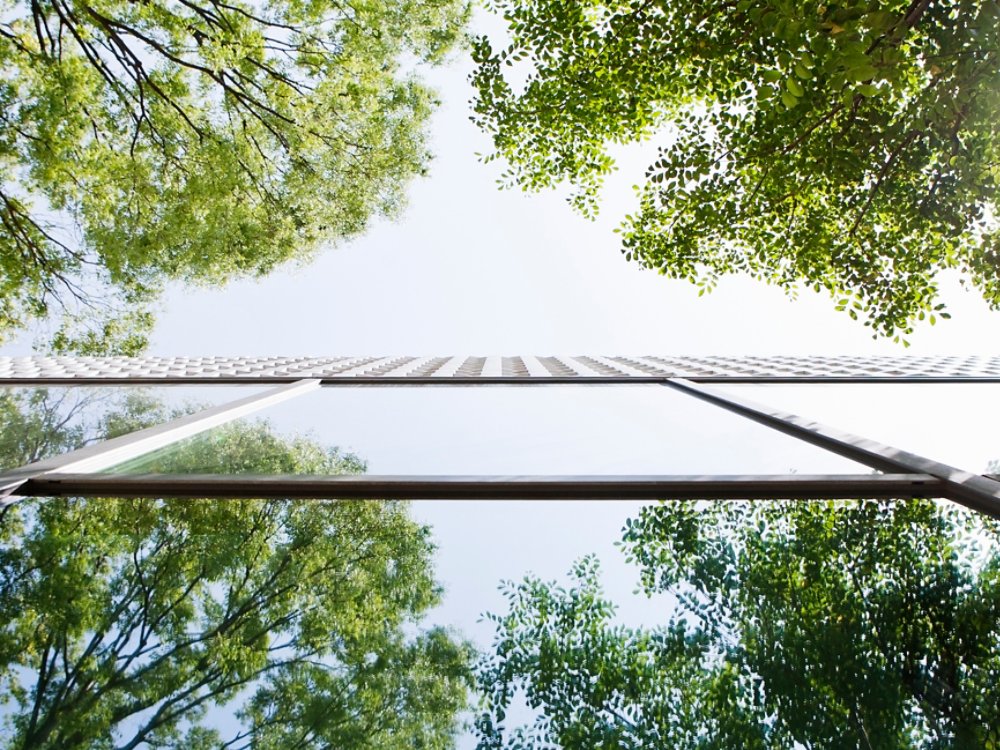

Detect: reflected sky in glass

[718,383,1000,474]
[102,384,874,476]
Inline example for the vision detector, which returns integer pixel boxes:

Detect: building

[2,354,998,518]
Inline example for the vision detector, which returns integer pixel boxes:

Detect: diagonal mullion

[663,378,1000,519]
[0,379,321,500]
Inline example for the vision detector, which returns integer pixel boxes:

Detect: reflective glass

[4,495,995,750]
[0,495,467,747]
[103,385,874,475]
[717,383,1000,474]
[0,385,266,472]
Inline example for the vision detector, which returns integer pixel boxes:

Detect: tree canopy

[471,0,1000,339]
[0,389,473,749]
[476,499,1000,748]
[0,0,469,352]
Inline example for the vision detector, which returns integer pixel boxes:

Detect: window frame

[2,356,998,518]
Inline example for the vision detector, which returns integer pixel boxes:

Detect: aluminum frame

[664,379,1000,518]
[20,473,942,500]
[2,355,998,517]
[0,379,320,501]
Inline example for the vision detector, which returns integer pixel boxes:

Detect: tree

[471,0,1000,339]
[0,0,469,352]
[0,388,109,468]
[475,499,1000,748]
[0,389,473,748]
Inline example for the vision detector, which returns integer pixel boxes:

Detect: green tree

[0,390,473,748]
[471,0,1000,339]
[0,0,469,352]
[0,389,108,468]
[476,499,1000,748]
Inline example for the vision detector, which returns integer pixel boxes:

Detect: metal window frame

[662,379,1000,518]
[0,379,320,501]
[2,358,999,519]
[19,473,942,501]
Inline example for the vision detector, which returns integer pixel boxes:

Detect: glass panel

[717,384,1000,475]
[0,385,266,471]
[425,496,999,748]
[103,385,874,475]
[0,495,469,748]
[5,495,994,750]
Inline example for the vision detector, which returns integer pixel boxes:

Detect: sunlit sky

[146,7,1000,662]
[134,10,1000,356]
[3,9,1000,746]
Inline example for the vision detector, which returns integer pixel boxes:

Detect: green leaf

[781,90,799,108]
[845,63,878,81]
[469,0,1000,338]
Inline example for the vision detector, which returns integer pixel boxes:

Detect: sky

[3,7,1000,746]
[143,13,1000,741]
[137,12,1000,357]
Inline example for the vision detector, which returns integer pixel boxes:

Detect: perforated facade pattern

[2,354,999,381]
[3,353,1000,516]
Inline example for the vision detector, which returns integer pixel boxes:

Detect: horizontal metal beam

[19,473,942,500]
[665,378,1000,519]
[1,376,1000,386]
[0,379,320,499]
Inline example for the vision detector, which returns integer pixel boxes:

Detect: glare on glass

[101,385,875,475]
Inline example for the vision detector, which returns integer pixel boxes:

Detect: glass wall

[2,374,998,750]
[0,385,264,472]
[718,383,1000,474]
[99,385,874,476]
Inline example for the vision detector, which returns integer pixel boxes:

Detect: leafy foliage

[476,557,768,748]
[0,388,108,468]
[471,0,1000,338]
[0,389,473,749]
[0,0,470,351]
[476,499,1000,748]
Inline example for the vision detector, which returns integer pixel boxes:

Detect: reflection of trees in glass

[132,423,366,474]
[476,500,1000,748]
[0,387,365,474]
[0,387,162,469]
[97,391,367,475]
[0,390,472,748]
[0,389,101,468]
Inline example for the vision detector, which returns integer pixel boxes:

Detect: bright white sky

[145,12,1000,358]
[4,10,1000,746]
[147,20,1000,742]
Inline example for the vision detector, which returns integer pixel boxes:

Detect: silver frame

[664,379,1000,517]
[2,355,999,518]
[0,380,320,500]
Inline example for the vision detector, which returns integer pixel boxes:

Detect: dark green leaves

[477,498,1000,748]
[471,0,1000,337]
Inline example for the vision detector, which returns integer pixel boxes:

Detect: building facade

[1,354,998,518]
